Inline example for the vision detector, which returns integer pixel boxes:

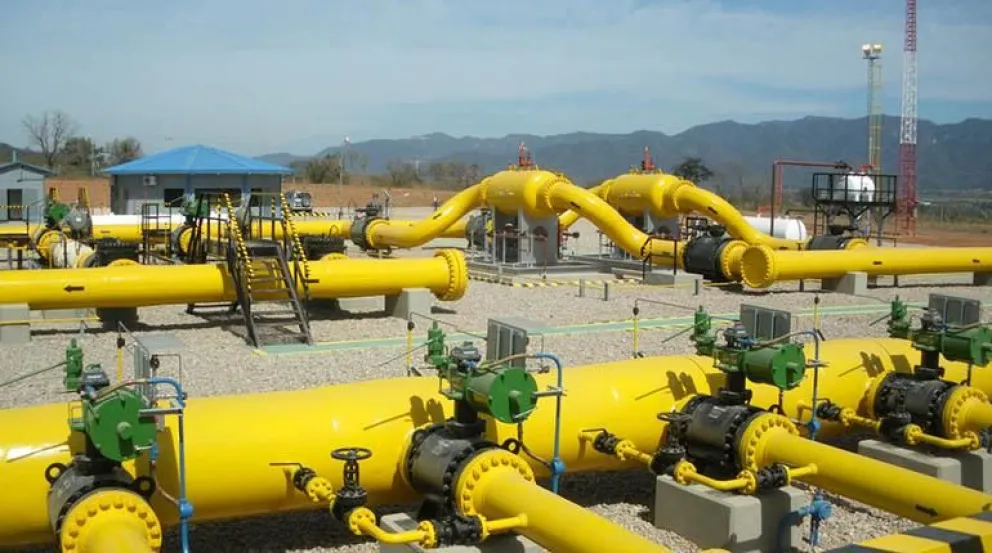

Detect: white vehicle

[285,190,313,214]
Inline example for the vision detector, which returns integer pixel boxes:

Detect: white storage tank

[833,173,876,203]
[740,215,809,241]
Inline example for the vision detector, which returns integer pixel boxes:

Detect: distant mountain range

[257,116,992,190]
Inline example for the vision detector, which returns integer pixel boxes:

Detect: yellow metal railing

[279,192,311,282]
[221,193,254,290]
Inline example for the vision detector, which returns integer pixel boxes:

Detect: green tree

[106,137,143,165]
[60,136,100,175]
[386,160,421,187]
[672,157,714,184]
[304,154,341,184]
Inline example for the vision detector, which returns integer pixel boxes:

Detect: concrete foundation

[336,296,385,312]
[643,269,703,287]
[974,272,992,286]
[857,439,992,492]
[820,271,868,295]
[378,513,546,553]
[42,308,88,320]
[0,303,31,345]
[95,307,139,331]
[385,289,433,319]
[653,475,806,553]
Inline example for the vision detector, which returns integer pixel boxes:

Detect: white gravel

[1,234,987,552]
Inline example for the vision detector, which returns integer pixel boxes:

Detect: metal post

[694,278,701,296]
[602,282,611,302]
[578,279,586,298]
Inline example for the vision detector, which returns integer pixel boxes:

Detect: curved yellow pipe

[0,249,467,310]
[558,181,608,230]
[366,185,482,249]
[460,449,667,552]
[740,244,992,288]
[600,172,803,249]
[1,337,988,548]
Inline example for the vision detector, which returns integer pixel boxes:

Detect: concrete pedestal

[95,307,139,331]
[857,440,992,492]
[820,272,868,295]
[974,272,992,286]
[0,303,30,345]
[378,513,546,553]
[644,270,703,287]
[385,289,433,319]
[653,475,806,553]
[337,297,385,312]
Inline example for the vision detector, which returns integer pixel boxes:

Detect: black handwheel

[331,447,373,462]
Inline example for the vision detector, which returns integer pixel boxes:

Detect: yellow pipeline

[2,337,991,548]
[456,448,667,552]
[598,172,804,249]
[365,185,483,249]
[740,244,992,288]
[34,230,139,269]
[740,413,992,522]
[0,249,467,310]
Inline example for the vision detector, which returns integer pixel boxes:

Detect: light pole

[338,136,350,219]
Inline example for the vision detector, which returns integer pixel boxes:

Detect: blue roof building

[104,144,292,215]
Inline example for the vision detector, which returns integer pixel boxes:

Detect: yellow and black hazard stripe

[468,274,643,289]
[830,510,992,552]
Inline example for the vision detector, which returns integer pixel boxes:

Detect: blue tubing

[533,353,566,494]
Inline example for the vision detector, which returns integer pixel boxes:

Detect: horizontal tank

[734,216,809,241]
[817,173,876,203]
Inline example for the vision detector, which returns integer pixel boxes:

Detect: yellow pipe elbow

[615,440,654,466]
[674,461,755,493]
[58,489,161,553]
[348,507,435,546]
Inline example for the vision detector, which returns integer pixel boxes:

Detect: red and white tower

[898,0,918,235]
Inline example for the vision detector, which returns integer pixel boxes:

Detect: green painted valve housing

[690,306,716,356]
[425,322,448,369]
[714,343,807,391]
[64,339,84,391]
[887,297,911,340]
[71,387,157,463]
[454,366,539,424]
[914,326,992,367]
[45,200,71,228]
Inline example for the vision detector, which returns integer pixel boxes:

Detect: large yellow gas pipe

[2,338,992,551]
[33,229,139,269]
[740,243,992,288]
[0,249,467,310]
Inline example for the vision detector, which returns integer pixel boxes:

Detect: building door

[6,189,23,221]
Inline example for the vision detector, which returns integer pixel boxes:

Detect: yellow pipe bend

[456,448,669,552]
[59,488,161,553]
[740,243,992,288]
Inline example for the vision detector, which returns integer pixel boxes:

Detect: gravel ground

[1,236,988,552]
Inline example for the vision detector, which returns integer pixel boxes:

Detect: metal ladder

[139,203,174,263]
[224,193,313,348]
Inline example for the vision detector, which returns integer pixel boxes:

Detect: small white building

[0,153,55,223]
[103,144,292,215]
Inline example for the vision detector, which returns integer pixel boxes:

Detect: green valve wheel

[464,367,538,424]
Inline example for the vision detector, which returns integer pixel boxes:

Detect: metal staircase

[225,192,314,348]
[139,203,174,263]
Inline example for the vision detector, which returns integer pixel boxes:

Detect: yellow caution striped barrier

[830,510,992,552]
[468,273,643,289]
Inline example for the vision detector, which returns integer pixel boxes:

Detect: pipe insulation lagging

[0,249,468,311]
[1,338,990,548]
[740,244,992,288]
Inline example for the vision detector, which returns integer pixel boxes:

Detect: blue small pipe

[147,377,192,553]
[533,352,566,494]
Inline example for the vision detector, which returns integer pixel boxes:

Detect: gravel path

[1,248,986,551]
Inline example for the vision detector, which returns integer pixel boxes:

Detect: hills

[259,116,992,191]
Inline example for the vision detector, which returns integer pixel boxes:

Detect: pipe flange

[347,506,377,536]
[719,240,748,281]
[740,244,777,289]
[737,413,799,473]
[453,448,534,516]
[943,386,989,446]
[60,489,162,552]
[433,249,468,301]
[539,177,570,214]
[863,373,893,420]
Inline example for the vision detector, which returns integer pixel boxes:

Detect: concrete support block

[0,303,31,345]
[974,272,992,286]
[857,440,962,483]
[644,269,703,287]
[653,475,806,553]
[378,513,545,553]
[385,289,433,319]
[820,271,868,295]
[337,296,385,312]
[42,308,87,320]
[858,440,992,492]
[95,307,139,331]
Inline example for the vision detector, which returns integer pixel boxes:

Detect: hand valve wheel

[329,447,372,521]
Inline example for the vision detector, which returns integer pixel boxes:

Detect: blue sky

[2,0,990,156]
